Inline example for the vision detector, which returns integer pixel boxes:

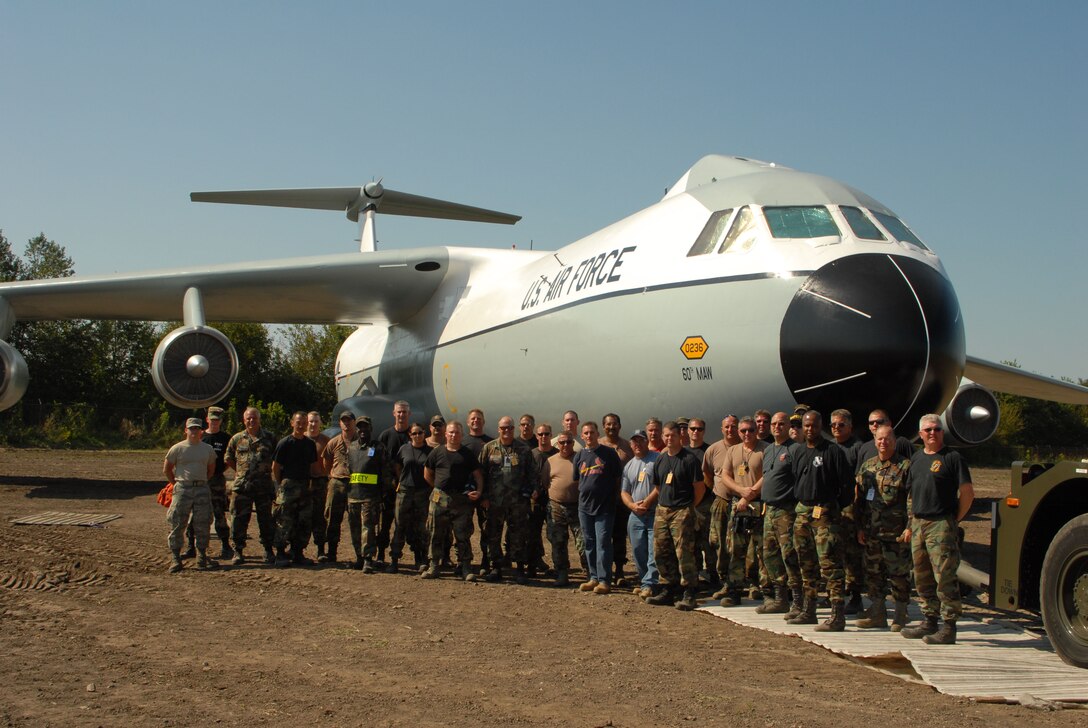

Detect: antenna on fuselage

[190,182,522,253]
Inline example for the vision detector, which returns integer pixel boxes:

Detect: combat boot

[718,589,742,607]
[900,614,939,639]
[646,586,678,607]
[755,584,791,614]
[748,586,764,601]
[711,584,732,601]
[485,566,503,583]
[275,548,291,567]
[182,543,196,559]
[169,550,183,574]
[515,566,528,585]
[231,547,245,566]
[353,548,364,570]
[319,544,337,564]
[922,620,957,645]
[385,559,399,575]
[815,602,846,632]
[889,601,909,632]
[786,595,818,625]
[263,547,276,565]
[675,588,697,611]
[197,549,219,570]
[783,587,804,620]
[420,561,440,579]
[844,589,864,616]
[856,597,888,629]
[292,549,313,566]
[554,569,570,587]
[362,559,376,574]
[461,563,477,582]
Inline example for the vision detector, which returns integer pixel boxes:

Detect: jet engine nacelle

[151,326,238,409]
[940,379,1001,446]
[0,339,29,411]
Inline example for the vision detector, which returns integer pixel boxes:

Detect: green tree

[280,324,352,413]
[22,233,74,280]
[0,230,24,282]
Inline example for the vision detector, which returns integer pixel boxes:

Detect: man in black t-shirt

[423,421,484,581]
[901,414,974,645]
[188,406,232,559]
[645,421,705,611]
[377,400,412,564]
[390,423,433,573]
[272,412,318,567]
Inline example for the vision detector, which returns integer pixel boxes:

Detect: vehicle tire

[1040,513,1088,668]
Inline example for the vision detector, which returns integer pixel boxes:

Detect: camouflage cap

[355,415,372,426]
[185,417,204,429]
[207,406,224,420]
[430,414,446,425]
[338,411,355,422]
[675,417,690,427]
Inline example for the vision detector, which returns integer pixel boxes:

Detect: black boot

[182,543,196,559]
[263,547,276,565]
[461,563,477,582]
[922,620,957,645]
[275,548,291,567]
[755,584,790,614]
[675,588,697,611]
[218,541,234,560]
[844,589,863,616]
[485,566,502,583]
[385,559,399,574]
[901,615,939,639]
[646,586,678,606]
[814,602,846,632]
[515,565,528,585]
[292,548,312,566]
[786,595,818,625]
[353,548,364,570]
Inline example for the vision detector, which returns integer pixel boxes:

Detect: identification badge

[666,472,673,485]
[367,447,375,457]
[737,464,748,476]
[349,472,378,485]
[812,505,824,519]
[638,470,645,483]
[867,487,876,501]
[503,455,512,470]
[510,454,518,466]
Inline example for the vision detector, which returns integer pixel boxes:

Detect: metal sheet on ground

[11,511,123,526]
[698,600,1088,704]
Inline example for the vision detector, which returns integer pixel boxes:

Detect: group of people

[162,400,974,645]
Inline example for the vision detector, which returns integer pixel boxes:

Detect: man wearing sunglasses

[526,423,557,578]
[717,416,769,607]
[901,414,974,645]
[600,413,633,586]
[829,409,865,617]
[542,431,583,587]
[855,409,916,470]
[390,423,433,574]
[480,416,536,584]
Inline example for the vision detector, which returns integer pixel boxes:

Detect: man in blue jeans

[573,421,623,595]
[621,429,659,599]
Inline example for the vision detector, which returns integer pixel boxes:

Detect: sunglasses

[738,428,753,433]
[537,432,551,437]
[409,430,425,436]
[922,426,943,433]
[688,426,705,432]
[498,425,514,431]
[830,422,848,428]
[557,440,573,445]
[868,418,887,426]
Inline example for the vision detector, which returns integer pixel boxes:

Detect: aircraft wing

[0,247,452,325]
[965,355,1088,405]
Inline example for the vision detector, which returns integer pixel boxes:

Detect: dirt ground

[0,450,1084,727]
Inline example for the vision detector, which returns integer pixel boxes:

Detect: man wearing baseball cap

[164,418,217,573]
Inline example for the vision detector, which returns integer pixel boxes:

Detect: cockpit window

[871,211,929,250]
[687,208,734,256]
[840,206,886,241]
[763,206,840,239]
[717,206,759,254]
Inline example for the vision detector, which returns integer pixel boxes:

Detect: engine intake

[0,339,29,411]
[151,326,238,409]
[940,380,1000,446]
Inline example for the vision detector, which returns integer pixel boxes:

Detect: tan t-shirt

[703,440,731,500]
[544,453,578,504]
[724,441,767,502]
[309,432,331,477]
[166,441,216,484]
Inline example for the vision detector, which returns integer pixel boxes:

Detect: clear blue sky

[2,2,1085,382]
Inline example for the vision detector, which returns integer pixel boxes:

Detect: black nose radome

[779,254,965,431]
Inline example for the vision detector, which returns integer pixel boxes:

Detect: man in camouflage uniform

[480,415,537,583]
[646,421,705,611]
[345,416,392,573]
[760,412,802,616]
[307,411,331,561]
[789,410,851,631]
[164,418,217,572]
[271,411,318,567]
[855,424,912,631]
[718,416,768,606]
[830,408,865,615]
[225,406,278,565]
[422,421,485,581]
[901,414,974,645]
[320,411,358,564]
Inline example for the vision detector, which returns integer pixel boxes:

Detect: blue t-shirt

[573,445,623,516]
[622,453,659,506]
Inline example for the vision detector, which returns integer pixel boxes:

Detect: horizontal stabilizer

[191,183,521,225]
[965,356,1088,405]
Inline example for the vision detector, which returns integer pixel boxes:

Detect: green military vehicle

[961,460,1088,668]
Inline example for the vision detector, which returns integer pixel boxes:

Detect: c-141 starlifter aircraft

[1,154,1085,437]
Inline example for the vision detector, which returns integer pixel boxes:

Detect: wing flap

[965,355,1088,405]
[0,247,451,326]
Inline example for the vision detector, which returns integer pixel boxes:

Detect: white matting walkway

[698,600,1088,705]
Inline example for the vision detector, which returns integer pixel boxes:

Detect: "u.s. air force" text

[521,246,636,311]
